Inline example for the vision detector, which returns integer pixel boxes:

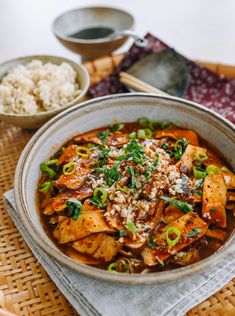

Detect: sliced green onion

[221,166,230,172]
[138,117,150,128]
[129,132,136,139]
[193,166,207,179]
[119,229,126,237]
[166,227,181,247]
[63,162,76,175]
[127,220,137,233]
[40,163,56,178]
[108,262,117,272]
[206,165,220,175]
[194,149,208,162]
[174,138,188,151]
[94,187,107,204]
[116,184,128,192]
[44,159,58,166]
[66,198,82,220]
[88,143,95,148]
[38,181,52,192]
[76,146,90,158]
[137,129,146,139]
[156,256,164,266]
[111,123,124,132]
[144,128,153,138]
[90,187,107,208]
[160,196,193,213]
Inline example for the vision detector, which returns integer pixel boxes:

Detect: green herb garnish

[206,165,220,175]
[127,166,136,188]
[38,181,52,193]
[94,162,120,186]
[148,235,155,248]
[119,229,126,237]
[193,166,207,179]
[66,198,83,220]
[127,220,137,233]
[111,123,124,132]
[188,228,202,238]
[166,227,181,247]
[160,196,193,213]
[170,138,188,160]
[97,130,112,144]
[90,187,108,208]
[192,189,202,196]
[40,159,58,178]
[161,142,169,149]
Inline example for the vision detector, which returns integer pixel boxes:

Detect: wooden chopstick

[119,72,169,96]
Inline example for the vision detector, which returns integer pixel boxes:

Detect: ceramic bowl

[52,6,134,58]
[14,93,235,285]
[0,55,90,129]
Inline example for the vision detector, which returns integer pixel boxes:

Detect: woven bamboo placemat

[0,54,234,316]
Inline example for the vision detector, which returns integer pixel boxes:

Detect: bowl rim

[0,54,90,117]
[14,93,235,285]
[52,5,135,44]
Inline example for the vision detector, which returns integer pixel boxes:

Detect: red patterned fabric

[89,33,235,123]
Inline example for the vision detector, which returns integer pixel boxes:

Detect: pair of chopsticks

[119,72,169,96]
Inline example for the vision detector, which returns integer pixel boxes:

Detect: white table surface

[0,0,235,65]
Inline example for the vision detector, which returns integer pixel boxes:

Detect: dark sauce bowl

[52,6,134,59]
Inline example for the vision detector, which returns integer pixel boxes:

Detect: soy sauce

[68,27,114,40]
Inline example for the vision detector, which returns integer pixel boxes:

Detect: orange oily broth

[37,122,235,273]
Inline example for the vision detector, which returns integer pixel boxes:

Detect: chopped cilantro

[94,162,120,186]
[145,167,154,179]
[97,130,112,144]
[161,142,169,149]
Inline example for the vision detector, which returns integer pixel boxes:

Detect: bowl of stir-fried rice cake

[14,93,235,285]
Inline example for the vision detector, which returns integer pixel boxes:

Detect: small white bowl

[14,93,235,285]
[0,55,90,129]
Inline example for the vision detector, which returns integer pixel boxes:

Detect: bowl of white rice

[0,55,89,128]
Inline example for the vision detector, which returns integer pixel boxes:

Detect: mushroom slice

[155,129,199,145]
[202,174,227,228]
[93,234,119,262]
[72,233,103,255]
[142,212,207,266]
[176,144,207,174]
[66,248,99,265]
[74,129,129,147]
[57,145,77,165]
[43,186,93,215]
[53,210,114,244]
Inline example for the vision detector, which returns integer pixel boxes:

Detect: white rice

[0,60,81,114]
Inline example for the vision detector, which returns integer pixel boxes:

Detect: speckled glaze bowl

[14,93,235,285]
[0,55,90,129]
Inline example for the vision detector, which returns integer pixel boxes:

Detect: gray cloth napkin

[4,189,235,316]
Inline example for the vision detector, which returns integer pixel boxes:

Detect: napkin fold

[89,33,235,124]
[4,190,235,316]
